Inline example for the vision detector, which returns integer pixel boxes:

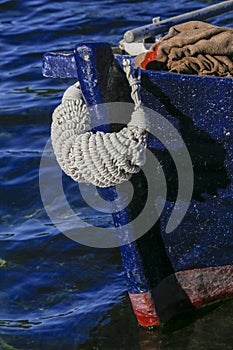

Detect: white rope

[51,59,148,187]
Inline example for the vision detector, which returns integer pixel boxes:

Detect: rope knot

[51,59,148,187]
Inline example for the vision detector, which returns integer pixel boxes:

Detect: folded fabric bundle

[134,21,233,77]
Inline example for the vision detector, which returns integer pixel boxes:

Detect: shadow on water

[78,298,233,350]
[1,297,233,350]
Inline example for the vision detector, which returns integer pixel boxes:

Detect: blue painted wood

[73,43,152,294]
[42,52,77,78]
[42,44,233,292]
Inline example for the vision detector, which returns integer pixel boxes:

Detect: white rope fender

[51,59,148,187]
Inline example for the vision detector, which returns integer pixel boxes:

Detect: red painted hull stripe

[129,265,233,327]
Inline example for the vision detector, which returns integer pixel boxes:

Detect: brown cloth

[134,21,233,77]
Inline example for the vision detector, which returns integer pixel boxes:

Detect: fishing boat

[42,1,233,327]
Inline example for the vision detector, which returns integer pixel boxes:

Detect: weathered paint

[42,43,233,327]
[73,43,154,295]
[129,265,233,326]
[129,291,160,327]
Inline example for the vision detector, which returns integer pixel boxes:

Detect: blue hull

[43,43,233,326]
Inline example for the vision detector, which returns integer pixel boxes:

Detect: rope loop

[51,59,148,187]
[122,58,142,111]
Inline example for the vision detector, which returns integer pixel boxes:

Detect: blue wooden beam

[42,51,78,78]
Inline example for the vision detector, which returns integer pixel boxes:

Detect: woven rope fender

[51,59,148,188]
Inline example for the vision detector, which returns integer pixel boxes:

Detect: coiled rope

[51,59,148,187]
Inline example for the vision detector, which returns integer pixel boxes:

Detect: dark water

[0,0,233,349]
